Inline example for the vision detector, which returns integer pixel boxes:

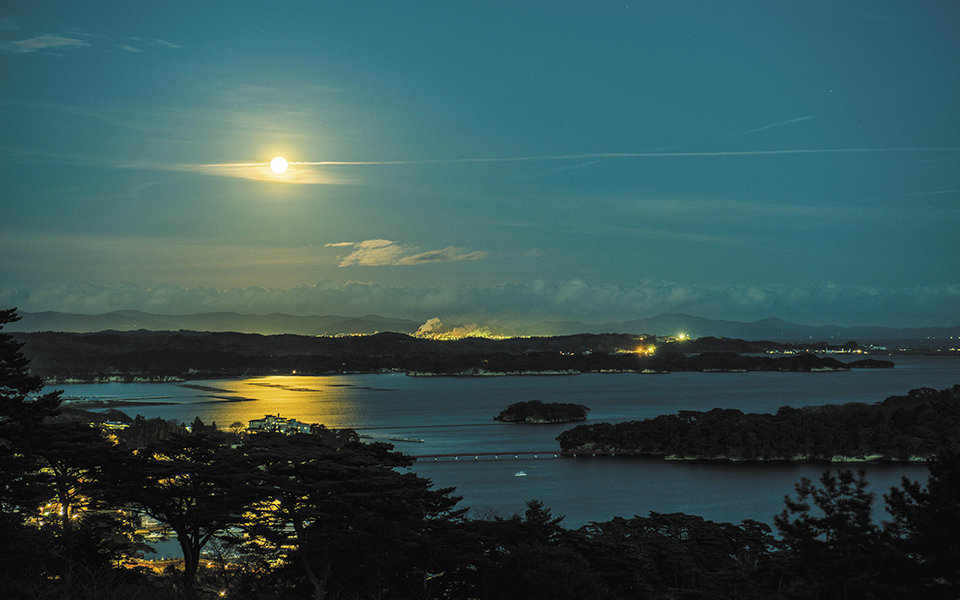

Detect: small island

[495,400,590,424]
[848,358,895,368]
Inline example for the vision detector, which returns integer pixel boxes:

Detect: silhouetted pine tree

[886,450,960,598]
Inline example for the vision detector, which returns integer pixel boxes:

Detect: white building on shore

[247,414,314,435]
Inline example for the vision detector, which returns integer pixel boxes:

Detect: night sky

[1,1,958,327]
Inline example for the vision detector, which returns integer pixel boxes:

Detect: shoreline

[43,363,886,385]
[558,451,932,464]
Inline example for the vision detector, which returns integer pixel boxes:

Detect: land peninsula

[13,330,892,381]
[495,400,590,424]
[557,385,960,462]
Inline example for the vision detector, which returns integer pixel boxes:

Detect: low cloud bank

[1,279,957,328]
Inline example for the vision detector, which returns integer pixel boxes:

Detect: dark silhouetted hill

[518,312,959,342]
[12,330,858,380]
[9,310,422,335]
[9,310,957,342]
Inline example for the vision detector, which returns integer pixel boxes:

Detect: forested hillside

[558,385,960,461]
[14,329,867,380]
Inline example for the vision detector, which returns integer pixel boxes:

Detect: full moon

[270,156,289,174]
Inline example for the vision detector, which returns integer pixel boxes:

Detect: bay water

[58,355,959,528]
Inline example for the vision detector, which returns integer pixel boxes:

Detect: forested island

[558,385,960,461]
[12,329,889,381]
[495,400,590,424]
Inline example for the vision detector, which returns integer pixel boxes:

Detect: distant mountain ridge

[7,310,959,341]
[514,312,960,342]
[9,310,423,336]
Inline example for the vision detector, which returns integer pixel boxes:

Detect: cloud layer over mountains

[3,279,957,328]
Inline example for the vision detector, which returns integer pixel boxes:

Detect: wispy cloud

[0,33,89,54]
[0,31,182,55]
[6,112,958,186]
[515,160,600,179]
[119,38,184,53]
[622,196,859,220]
[173,146,960,184]
[903,189,958,198]
[175,161,348,185]
[333,239,488,267]
[399,247,489,264]
[729,116,819,137]
[293,145,959,166]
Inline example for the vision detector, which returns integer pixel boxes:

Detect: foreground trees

[237,430,465,599]
[885,450,960,598]
[1,308,146,597]
[770,454,960,599]
[109,433,258,600]
[774,470,901,598]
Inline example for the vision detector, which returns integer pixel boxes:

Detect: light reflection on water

[193,376,370,428]
[56,356,959,526]
[61,375,378,429]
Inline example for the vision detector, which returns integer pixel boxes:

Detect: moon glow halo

[270,156,289,174]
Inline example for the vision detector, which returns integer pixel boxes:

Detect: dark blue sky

[1,1,958,327]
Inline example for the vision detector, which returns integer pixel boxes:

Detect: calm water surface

[59,355,959,527]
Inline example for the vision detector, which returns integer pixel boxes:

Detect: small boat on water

[514,470,527,477]
[388,436,425,443]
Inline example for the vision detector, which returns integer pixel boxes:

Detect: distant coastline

[409,369,580,377]
[14,330,905,383]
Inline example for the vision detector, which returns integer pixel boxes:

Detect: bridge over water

[410,450,627,461]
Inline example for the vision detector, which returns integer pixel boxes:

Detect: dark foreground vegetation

[558,385,960,461]
[495,400,589,423]
[4,309,958,599]
[12,329,877,381]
